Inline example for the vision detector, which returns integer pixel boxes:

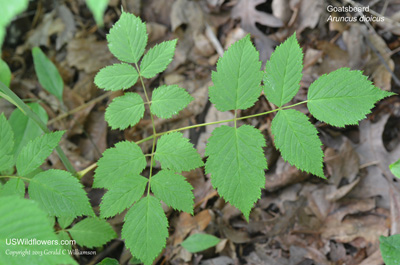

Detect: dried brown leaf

[66,36,116,73]
[350,114,400,208]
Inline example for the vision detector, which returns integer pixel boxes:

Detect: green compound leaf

[94,141,146,189]
[29,169,94,218]
[100,175,148,218]
[155,132,204,172]
[209,35,263,112]
[122,196,168,265]
[271,109,324,178]
[94,63,138,91]
[205,125,267,220]
[86,0,108,26]
[264,33,303,107]
[151,170,194,214]
[0,179,25,198]
[390,159,400,179]
[105,92,145,129]
[16,131,64,176]
[98,258,120,265]
[308,68,394,127]
[181,233,220,253]
[0,113,14,171]
[68,217,117,248]
[9,102,48,157]
[0,59,11,87]
[380,235,400,265]
[107,12,147,63]
[140,39,177,78]
[0,196,77,265]
[32,47,64,102]
[150,85,193,119]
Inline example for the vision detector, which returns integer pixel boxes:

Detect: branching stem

[0,175,31,181]
[234,109,237,128]
[76,100,308,178]
[136,100,308,144]
[135,64,157,195]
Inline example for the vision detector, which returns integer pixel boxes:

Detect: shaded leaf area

[1,1,400,265]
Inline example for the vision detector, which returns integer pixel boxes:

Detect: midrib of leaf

[48,72,58,93]
[310,74,348,98]
[13,179,22,190]
[234,49,243,109]
[101,151,144,172]
[279,44,290,105]
[234,128,241,164]
[141,49,159,73]
[233,128,241,196]
[156,151,185,159]
[117,185,142,201]
[103,73,136,80]
[102,178,147,216]
[67,227,98,236]
[19,117,37,154]
[320,103,344,118]
[23,141,53,172]
[30,179,76,206]
[235,128,258,176]
[237,68,255,107]
[126,21,136,62]
[152,98,184,104]
[152,91,190,104]
[114,101,143,110]
[311,95,380,101]
[282,112,314,162]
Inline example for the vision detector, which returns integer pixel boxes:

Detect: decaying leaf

[351,114,400,209]
[231,0,283,61]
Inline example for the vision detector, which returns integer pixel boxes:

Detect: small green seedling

[181,233,221,253]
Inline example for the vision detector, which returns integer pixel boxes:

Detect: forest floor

[2,0,400,264]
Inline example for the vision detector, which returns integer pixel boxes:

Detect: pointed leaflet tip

[100,175,148,218]
[150,85,193,119]
[154,132,204,172]
[29,169,95,218]
[94,141,146,189]
[263,32,303,107]
[151,170,194,214]
[209,34,263,112]
[271,109,324,178]
[16,131,65,176]
[205,125,267,220]
[94,63,139,91]
[106,12,148,63]
[68,218,117,248]
[140,39,178,78]
[105,92,145,130]
[122,196,168,265]
[307,68,394,127]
